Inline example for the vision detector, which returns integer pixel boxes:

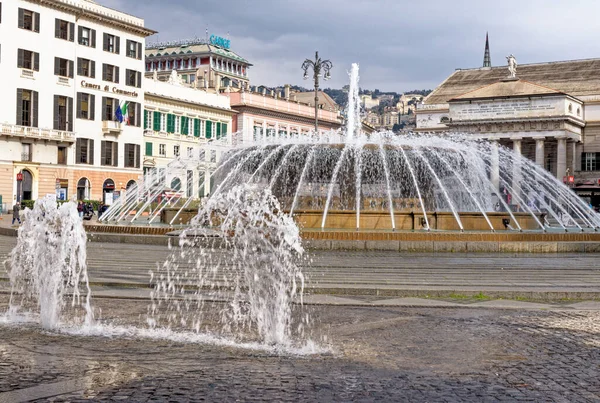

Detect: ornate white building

[0,0,155,208]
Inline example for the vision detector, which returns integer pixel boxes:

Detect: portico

[446,79,585,181]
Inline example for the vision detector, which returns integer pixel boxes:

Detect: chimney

[262,87,266,96]
[284,84,290,100]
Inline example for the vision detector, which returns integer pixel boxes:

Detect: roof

[450,79,565,101]
[146,41,251,65]
[425,58,600,105]
[293,91,339,111]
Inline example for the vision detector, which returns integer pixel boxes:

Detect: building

[142,73,236,196]
[417,54,600,209]
[229,86,342,142]
[0,0,155,206]
[144,37,251,91]
[293,90,340,112]
[360,94,380,110]
[397,93,423,115]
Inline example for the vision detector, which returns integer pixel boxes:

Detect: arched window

[102,179,115,205]
[77,177,91,200]
[577,107,581,116]
[568,103,573,113]
[170,177,181,191]
[126,180,137,189]
[440,116,450,124]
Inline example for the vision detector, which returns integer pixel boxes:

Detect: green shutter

[144,110,148,129]
[181,117,189,135]
[222,123,228,137]
[194,118,200,137]
[167,114,175,133]
[206,120,212,139]
[216,122,221,139]
[145,142,153,156]
[153,111,161,131]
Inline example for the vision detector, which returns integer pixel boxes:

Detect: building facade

[143,75,235,197]
[0,0,155,207]
[229,89,342,143]
[417,58,600,209]
[144,38,251,91]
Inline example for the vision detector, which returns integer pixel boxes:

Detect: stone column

[575,142,583,173]
[557,137,567,180]
[571,142,578,174]
[490,139,500,192]
[512,138,522,202]
[535,138,545,167]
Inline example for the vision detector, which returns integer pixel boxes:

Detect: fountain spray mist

[6,196,93,328]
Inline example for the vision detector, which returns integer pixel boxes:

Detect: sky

[101,0,600,93]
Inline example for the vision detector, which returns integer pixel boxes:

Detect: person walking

[77,201,84,219]
[12,202,21,225]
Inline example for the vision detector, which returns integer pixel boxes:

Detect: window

[78,26,96,47]
[77,58,95,78]
[55,19,74,41]
[181,116,190,135]
[103,33,120,54]
[16,89,38,127]
[166,114,175,133]
[101,141,118,166]
[102,64,119,83]
[582,152,600,172]
[188,147,194,158]
[18,9,40,32]
[126,69,142,88]
[124,144,141,168]
[126,39,142,59]
[77,93,95,120]
[160,113,166,132]
[175,116,180,134]
[53,95,73,131]
[58,146,67,165]
[54,57,74,78]
[76,138,94,164]
[144,110,152,129]
[102,97,116,121]
[210,150,216,162]
[174,145,180,157]
[125,102,141,127]
[17,49,39,71]
[145,142,153,156]
[22,144,32,162]
[159,144,166,156]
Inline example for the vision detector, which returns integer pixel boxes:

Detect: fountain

[149,184,309,348]
[97,64,600,234]
[5,196,93,328]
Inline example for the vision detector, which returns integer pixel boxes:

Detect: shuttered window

[222,123,228,137]
[76,138,94,165]
[103,33,120,54]
[181,116,189,135]
[55,19,74,41]
[216,122,221,139]
[17,49,39,71]
[167,114,175,133]
[126,40,143,60]
[194,119,201,137]
[102,64,119,83]
[77,58,95,78]
[205,120,212,139]
[153,111,161,131]
[16,89,38,127]
[78,26,96,47]
[124,144,141,168]
[145,142,153,157]
[53,95,73,131]
[54,57,74,78]
[76,93,95,120]
[100,141,118,166]
[18,8,40,32]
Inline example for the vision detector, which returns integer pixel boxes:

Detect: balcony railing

[102,120,122,135]
[0,123,75,142]
[21,152,32,162]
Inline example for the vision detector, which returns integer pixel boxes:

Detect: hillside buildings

[0,0,155,206]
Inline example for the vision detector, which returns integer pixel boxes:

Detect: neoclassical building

[417,56,600,209]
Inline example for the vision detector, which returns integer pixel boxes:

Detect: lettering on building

[80,81,138,98]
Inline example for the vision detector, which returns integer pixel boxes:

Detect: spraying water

[6,196,93,328]
[149,184,308,348]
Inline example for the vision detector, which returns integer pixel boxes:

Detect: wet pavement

[0,296,599,402]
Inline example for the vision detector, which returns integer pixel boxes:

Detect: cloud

[110,0,600,92]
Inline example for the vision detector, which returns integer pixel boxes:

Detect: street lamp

[302,51,332,133]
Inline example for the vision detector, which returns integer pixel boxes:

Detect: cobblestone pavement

[2,235,600,298]
[0,296,599,402]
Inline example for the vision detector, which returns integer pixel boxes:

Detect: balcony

[102,120,122,135]
[0,123,75,142]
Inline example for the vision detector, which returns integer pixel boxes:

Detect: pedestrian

[12,202,21,225]
[77,201,84,219]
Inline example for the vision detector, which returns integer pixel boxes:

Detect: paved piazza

[0,234,599,401]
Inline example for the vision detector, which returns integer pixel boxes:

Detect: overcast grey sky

[102,0,600,92]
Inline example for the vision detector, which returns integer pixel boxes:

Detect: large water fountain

[101,64,600,233]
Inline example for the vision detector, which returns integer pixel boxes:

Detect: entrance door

[21,170,33,201]
[103,179,115,205]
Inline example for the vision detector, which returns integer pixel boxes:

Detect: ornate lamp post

[302,51,332,133]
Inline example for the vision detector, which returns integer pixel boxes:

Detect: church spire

[483,32,491,67]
